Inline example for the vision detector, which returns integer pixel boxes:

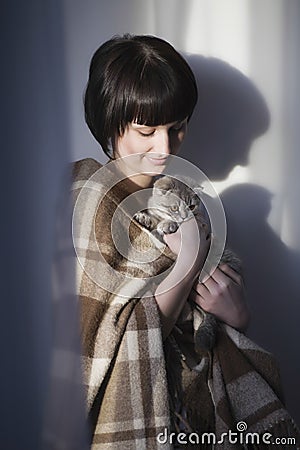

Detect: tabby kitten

[134,175,205,242]
[134,175,241,351]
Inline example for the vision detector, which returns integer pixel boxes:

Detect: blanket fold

[72,158,299,449]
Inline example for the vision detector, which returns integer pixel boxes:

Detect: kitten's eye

[189,205,196,210]
[170,205,179,212]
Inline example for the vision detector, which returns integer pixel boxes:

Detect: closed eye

[139,130,155,137]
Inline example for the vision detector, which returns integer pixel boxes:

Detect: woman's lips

[146,156,169,166]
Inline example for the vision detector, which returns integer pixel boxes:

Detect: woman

[72,34,297,449]
[83,33,248,334]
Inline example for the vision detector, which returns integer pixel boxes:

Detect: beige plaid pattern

[72,158,299,449]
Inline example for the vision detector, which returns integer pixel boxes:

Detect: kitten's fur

[134,176,205,241]
[134,175,241,352]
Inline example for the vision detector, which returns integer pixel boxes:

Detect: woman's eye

[170,205,179,212]
[139,130,155,137]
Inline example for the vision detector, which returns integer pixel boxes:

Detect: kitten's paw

[157,220,178,234]
[134,212,152,229]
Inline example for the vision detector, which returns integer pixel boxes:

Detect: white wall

[63,0,300,425]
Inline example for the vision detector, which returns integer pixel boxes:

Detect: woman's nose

[153,130,171,156]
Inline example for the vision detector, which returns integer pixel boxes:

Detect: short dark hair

[84,34,198,157]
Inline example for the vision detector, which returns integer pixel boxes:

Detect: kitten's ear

[153,176,171,194]
[194,186,204,196]
[155,176,173,188]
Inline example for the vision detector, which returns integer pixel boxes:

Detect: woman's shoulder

[71,157,103,183]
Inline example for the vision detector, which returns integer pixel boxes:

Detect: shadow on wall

[180,55,270,179]
[180,55,300,426]
[221,184,300,427]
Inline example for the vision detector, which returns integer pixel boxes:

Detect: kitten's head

[149,176,202,222]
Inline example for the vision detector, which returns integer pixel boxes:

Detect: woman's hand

[155,217,211,339]
[189,263,250,331]
[163,217,211,272]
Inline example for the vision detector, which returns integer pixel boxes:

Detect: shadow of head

[180,55,270,180]
[221,183,273,225]
[220,183,273,249]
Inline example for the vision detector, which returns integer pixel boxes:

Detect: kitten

[134,175,205,242]
[134,175,242,352]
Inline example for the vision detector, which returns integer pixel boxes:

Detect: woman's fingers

[218,264,244,286]
[194,268,228,296]
[189,264,249,330]
[164,216,211,263]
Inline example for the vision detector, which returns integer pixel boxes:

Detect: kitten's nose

[181,209,188,219]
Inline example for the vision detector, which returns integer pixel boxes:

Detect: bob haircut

[84,34,198,157]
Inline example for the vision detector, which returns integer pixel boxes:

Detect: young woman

[83,34,248,336]
[72,34,297,449]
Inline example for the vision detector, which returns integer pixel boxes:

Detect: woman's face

[113,118,188,186]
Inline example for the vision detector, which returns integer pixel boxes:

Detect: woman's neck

[107,159,154,193]
[124,174,154,193]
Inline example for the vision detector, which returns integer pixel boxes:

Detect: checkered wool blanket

[71,158,299,449]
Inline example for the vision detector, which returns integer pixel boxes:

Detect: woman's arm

[189,264,250,331]
[154,218,211,339]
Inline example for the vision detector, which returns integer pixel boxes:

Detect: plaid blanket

[71,158,299,449]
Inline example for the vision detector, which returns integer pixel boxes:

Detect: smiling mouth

[146,156,169,165]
